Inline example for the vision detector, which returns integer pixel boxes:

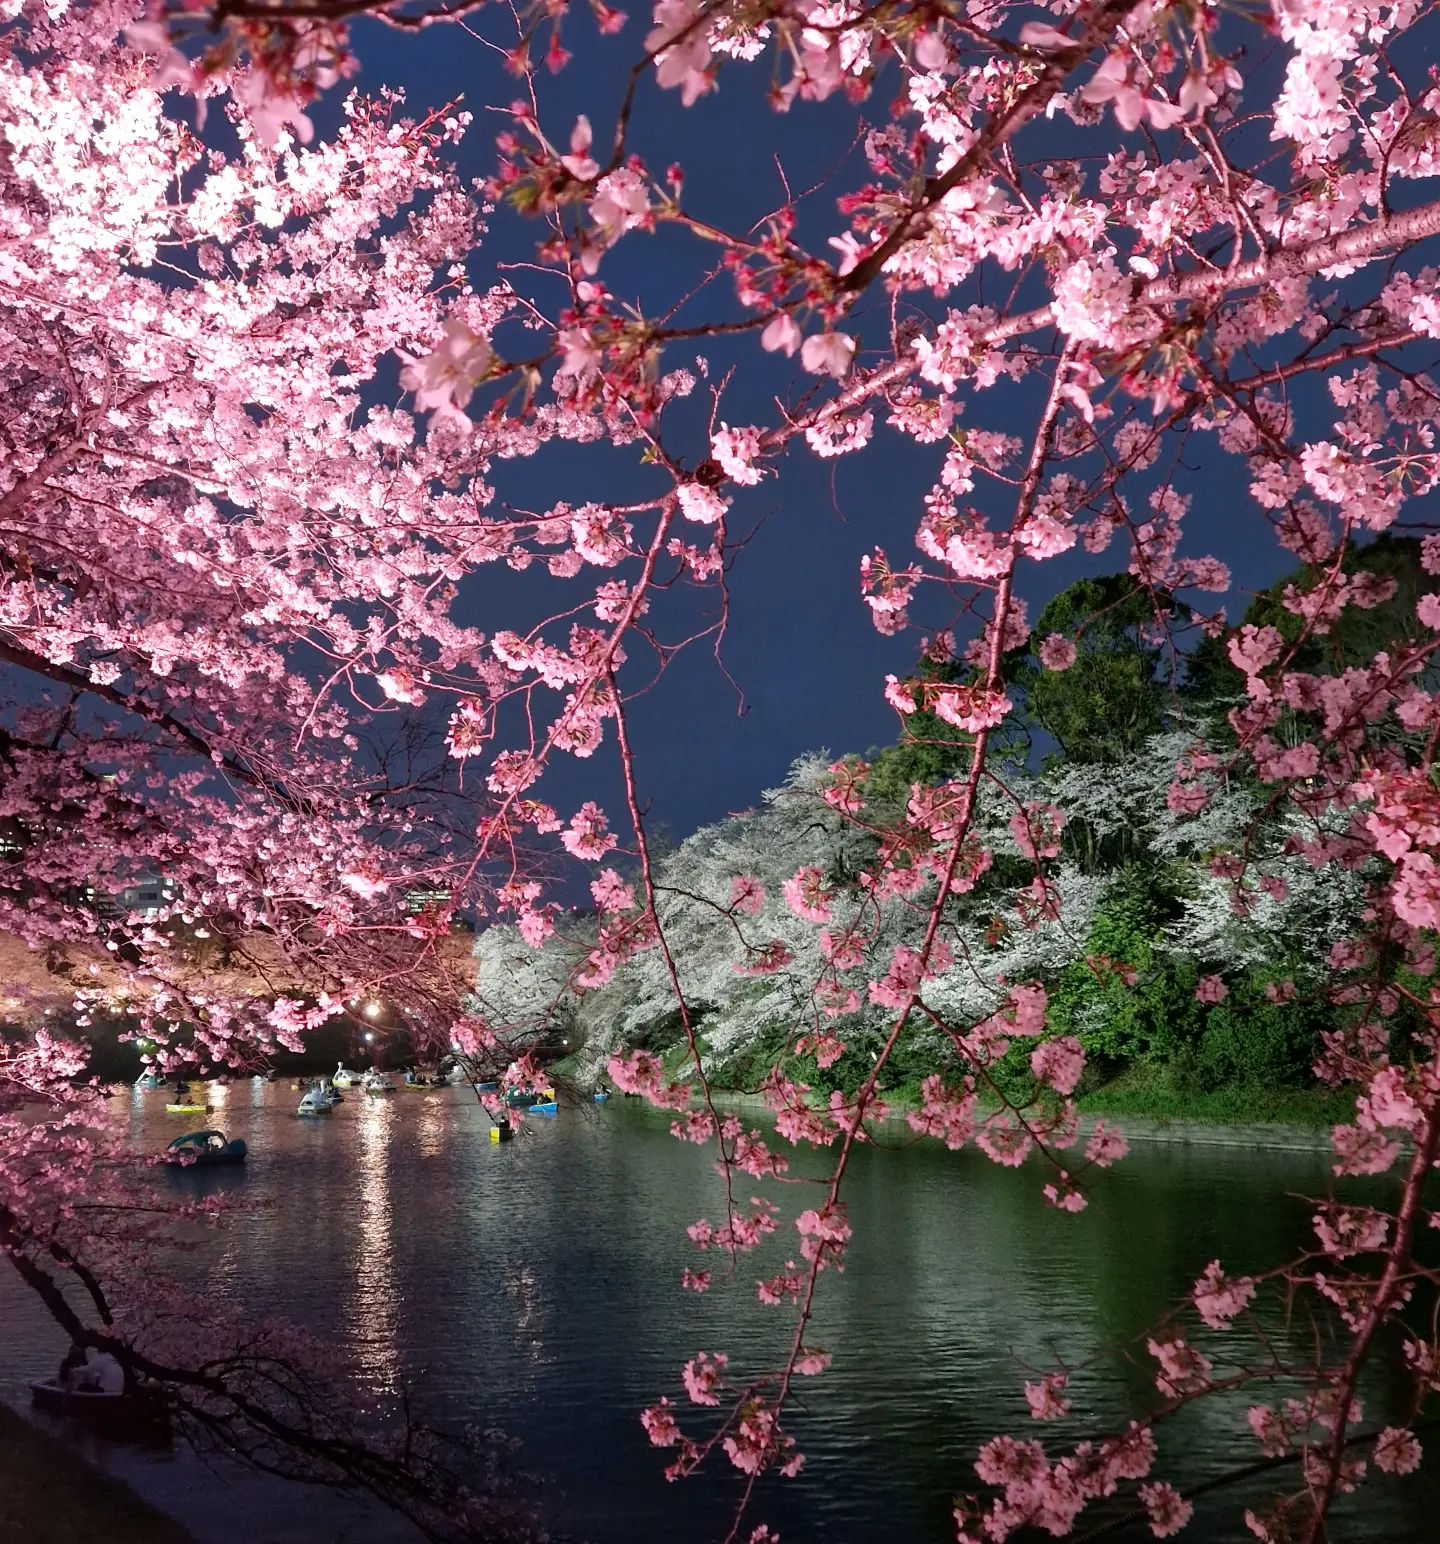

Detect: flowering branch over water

[7,0,1440,1536]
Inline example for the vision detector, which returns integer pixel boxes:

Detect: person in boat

[59,1346,124,1394]
[81,1349,124,1393]
[57,1343,87,1387]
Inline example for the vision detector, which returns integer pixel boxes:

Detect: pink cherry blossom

[762,313,802,356]
[1085,1121,1130,1168]
[399,319,492,429]
[1195,975,1228,1004]
[591,869,636,912]
[1011,803,1064,861]
[1149,1337,1213,1398]
[677,482,730,524]
[1167,781,1209,816]
[1037,633,1078,671]
[734,941,794,976]
[561,115,599,179]
[1032,1036,1086,1096]
[1138,1482,1194,1538]
[976,1117,1034,1168]
[800,331,856,379]
[681,1351,727,1406]
[561,802,619,860]
[1227,624,1284,678]
[868,945,926,1009]
[1024,1373,1071,1420]
[783,866,833,923]
[1373,1426,1422,1475]
[711,424,764,485]
[1081,53,1186,133]
[646,0,713,106]
[641,1398,681,1446]
[929,684,1011,734]
[1192,1262,1257,1329]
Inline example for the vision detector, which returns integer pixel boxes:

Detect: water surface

[2,1083,1433,1542]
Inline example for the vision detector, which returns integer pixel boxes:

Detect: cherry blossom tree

[2,0,548,1519]
[7,0,1440,1538]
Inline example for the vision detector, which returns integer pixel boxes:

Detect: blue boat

[528,1102,558,1117]
[164,1130,247,1166]
[592,1090,610,1104]
[503,1085,555,1109]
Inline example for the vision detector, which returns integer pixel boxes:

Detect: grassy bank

[579,1064,1350,1132]
[880,1072,1346,1129]
[1072,1067,1352,1127]
[0,1405,193,1544]
[559,1041,1354,1130]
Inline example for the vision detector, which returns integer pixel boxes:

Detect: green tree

[1045,860,1202,1068]
[1009,575,1183,766]
[865,656,1027,807]
[1187,534,1430,705]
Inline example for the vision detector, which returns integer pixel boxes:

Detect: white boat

[30,1378,167,1430]
[361,1070,396,1095]
[332,1063,362,1088]
[297,1088,335,1116]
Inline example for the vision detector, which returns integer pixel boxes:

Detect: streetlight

[364,1032,375,1044]
[363,1001,381,1019]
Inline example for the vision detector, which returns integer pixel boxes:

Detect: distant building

[119,876,178,913]
[86,874,179,916]
[404,887,475,932]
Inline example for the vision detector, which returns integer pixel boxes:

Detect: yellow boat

[489,1124,514,1144]
[166,1103,209,1115]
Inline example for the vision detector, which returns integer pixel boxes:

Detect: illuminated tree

[6,0,1440,1538]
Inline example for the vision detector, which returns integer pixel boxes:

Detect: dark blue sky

[337,17,1297,841]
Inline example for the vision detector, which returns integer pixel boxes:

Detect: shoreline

[0,1402,194,1544]
[663,1087,1338,1154]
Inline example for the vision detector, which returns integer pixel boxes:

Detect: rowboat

[503,1085,556,1109]
[164,1130,246,1165]
[30,1379,169,1433]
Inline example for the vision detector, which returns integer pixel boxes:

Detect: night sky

[333,17,1291,842]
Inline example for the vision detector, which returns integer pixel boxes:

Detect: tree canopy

[5,1,1440,1539]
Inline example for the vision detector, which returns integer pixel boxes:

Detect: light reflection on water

[1,1084,1436,1544]
[353,1095,401,1396]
